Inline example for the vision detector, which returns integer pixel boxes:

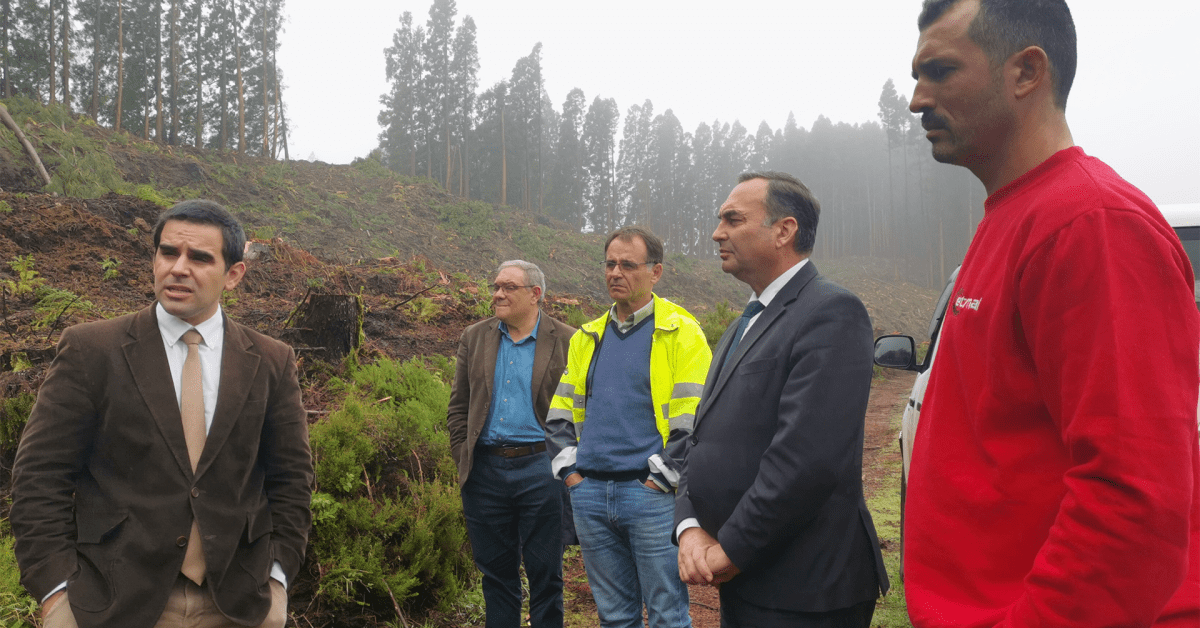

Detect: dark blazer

[446,311,574,487]
[11,305,313,628]
[675,261,889,613]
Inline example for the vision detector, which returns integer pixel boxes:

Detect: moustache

[922,111,948,131]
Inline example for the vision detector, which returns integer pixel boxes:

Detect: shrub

[700,301,739,349]
[133,184,173,208]
[32,287,94,331]
[0,392,35,454]
[3,256,44,297]
[406,297,441,324]
[0,533,37,628]
[100,257,121,281]
[307,357,472,619]
[434,201,493,240]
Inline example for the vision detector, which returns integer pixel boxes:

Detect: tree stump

[287,294,361,363]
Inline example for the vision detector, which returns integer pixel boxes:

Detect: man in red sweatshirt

[904,1,1200,626]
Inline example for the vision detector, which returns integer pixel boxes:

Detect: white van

[873,200,1200,579]
[1160,203,1200,307]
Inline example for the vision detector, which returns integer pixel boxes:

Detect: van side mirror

[874,335,917,371]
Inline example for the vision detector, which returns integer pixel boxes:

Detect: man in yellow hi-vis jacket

[546,226,711,628]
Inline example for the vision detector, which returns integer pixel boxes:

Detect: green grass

[865,390,912,627]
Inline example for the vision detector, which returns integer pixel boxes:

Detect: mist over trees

[2,0,289,156]
[379,0,982,287]
[3,0,983,287]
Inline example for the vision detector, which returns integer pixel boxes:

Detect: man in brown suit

[11,200,313,628]
[446,260,574,628]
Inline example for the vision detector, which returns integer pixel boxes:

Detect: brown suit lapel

[122,306,195,478]
[201,316,259,478]
[530,312,556,415]
[482,318,500,403]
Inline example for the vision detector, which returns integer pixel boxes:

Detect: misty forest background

[2,0,985,288]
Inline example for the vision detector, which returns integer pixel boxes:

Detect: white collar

[156,302,225,348]
[749,258,809,309]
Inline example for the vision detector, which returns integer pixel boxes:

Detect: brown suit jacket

[446,311,574,487]
[11,305,314,628]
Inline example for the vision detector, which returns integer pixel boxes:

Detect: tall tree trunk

[168,0,180,144]
[234,0,245,153]
[260,0,267,156]
[115,0,124,132]
[217,70,227,150]
[194,0,204,148]
[462,120,470,199]
[47,0,56,104]
[500,108,507,206]
[155,7,164,142]
[89,0,100,118]
[443,110,451,190]
[1,0,10,98]
[59,0,69,112]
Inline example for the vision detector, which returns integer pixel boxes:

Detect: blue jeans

[569,478,691,628]
[461,450,564,628]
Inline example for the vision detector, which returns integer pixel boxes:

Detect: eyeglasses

[489,283,534,294]
[603,260,654,272]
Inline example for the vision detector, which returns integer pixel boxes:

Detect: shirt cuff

[43,581,67,603]
[675,518,700,541]
[270,561,287,589]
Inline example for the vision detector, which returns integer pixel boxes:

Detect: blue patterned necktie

[721,300,765,374]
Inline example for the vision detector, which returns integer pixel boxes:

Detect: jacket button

[191,487,200,498]
[690,437,698,446]
[176,536,188,547]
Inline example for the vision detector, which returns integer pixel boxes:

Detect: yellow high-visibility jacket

[545,293,712,490]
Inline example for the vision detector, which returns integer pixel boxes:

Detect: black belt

[578,469,646,483]
[478,441,547,458]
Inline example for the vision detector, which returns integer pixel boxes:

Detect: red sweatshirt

[905,147,1200,627]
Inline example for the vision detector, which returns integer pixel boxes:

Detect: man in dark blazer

[11,200,313,628]
[675,172,889,627]
[446,260,574,628]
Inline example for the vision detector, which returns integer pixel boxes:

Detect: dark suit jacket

[675,261,889,613]
[446,312,574,487]
[11,305,313,628]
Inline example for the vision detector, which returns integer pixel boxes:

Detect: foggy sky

[278,0,1199,205]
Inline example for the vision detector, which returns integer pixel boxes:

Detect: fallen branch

[381,581,411,628]
[391,282,438,310]
[0,103,52,187]
[45,295,80,342]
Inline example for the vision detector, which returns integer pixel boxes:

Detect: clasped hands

[678,527,739,586]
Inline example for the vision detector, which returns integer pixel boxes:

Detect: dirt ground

[560,370,916,628]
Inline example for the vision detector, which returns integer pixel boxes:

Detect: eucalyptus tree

[378,11,423,174]
[507,42,544,211]
[547,87,586,228]
[616,99,653,227]
[448,14,477,195]
[582,95,618,233]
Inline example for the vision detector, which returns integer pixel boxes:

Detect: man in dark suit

[446,260,574,628]
[675,172,889,627]
[11,200,313,628]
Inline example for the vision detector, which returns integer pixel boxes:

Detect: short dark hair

[918,0,1076,109]
[604,226,664,266]
[152,200,246,267]
[738,171,821,254]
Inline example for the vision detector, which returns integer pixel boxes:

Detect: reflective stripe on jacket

[545,293,712,488]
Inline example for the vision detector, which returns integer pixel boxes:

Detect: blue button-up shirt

[479,315,544,445]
